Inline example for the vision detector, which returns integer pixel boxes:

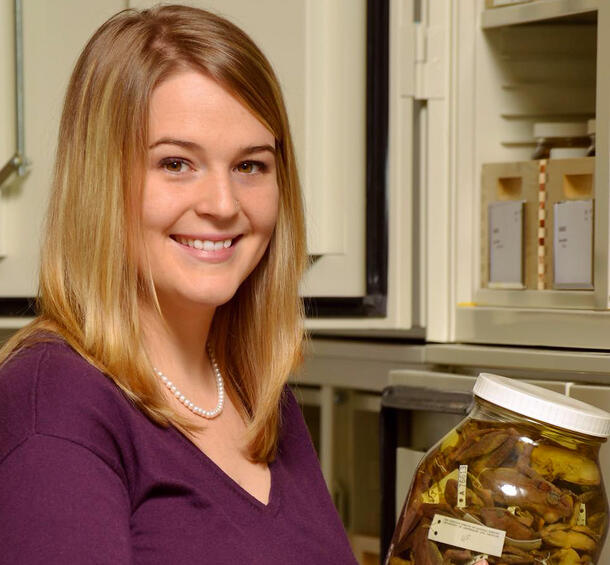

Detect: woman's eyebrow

[148,139,276,158]
[237,144,276,158]
[148,137,201,150]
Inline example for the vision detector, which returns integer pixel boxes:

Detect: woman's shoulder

[277,384,317,458]
[279,384,301,428]
[0,336,127,414]
[0,337,135,470]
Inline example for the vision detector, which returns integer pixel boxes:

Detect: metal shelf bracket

[1,0,30,188]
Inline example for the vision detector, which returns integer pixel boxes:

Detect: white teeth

[176,236,233,251]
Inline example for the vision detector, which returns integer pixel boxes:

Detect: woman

[0,5,357,563]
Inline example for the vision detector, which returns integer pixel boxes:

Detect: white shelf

[474,288,595,309]
[294,339,427,392]
[482,0,598,29]
[0,317,32,330]
[456,305,610,350]
[426,343,610,379]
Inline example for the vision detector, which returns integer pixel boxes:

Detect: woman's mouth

[173,235,234,251]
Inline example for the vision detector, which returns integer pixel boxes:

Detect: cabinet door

[311,0,422,331]
[130,0,369,302]
[0,1,127,324]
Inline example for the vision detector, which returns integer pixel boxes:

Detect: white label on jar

[457,465,468,508]
[577,503,587,526]
[428,514,506,557]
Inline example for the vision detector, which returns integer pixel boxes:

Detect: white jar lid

[549,147,588,159]
[473,373,610,438]
[533,122,587,139]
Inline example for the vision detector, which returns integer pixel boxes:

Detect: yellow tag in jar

[420,468,459,504]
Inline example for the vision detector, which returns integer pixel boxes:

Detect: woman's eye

[160,158,190,174]
[236,161,265,174]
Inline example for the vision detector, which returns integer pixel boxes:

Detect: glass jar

[532,122,590,160]
[385,374,610,565]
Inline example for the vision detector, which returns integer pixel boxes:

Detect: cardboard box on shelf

[481,161,540,290]
[544,157,595,290]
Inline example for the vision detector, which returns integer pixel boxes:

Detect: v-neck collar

[169,426,281,515]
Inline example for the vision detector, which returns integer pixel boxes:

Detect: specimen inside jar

[386,416,608,565]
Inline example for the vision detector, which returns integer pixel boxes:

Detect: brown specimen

[479,467,573,523]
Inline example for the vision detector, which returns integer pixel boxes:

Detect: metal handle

[1,0,29,188]
[0,154,24,186]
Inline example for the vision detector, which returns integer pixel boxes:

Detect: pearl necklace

[154,346,225,419]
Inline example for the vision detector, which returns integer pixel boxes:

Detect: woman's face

[141,70,279,311]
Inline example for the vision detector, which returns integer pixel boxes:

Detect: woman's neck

[140,298,217,390]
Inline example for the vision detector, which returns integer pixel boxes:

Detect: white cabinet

[1,0,419,332]
[0,1,127,327]
[7,1,610,345]
[308,0,424,333]
[307,0,610,343]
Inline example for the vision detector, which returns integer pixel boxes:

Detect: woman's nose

[194,169,240,219]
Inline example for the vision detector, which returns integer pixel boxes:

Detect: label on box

[488,200,525,288]
[553,200,593,289]
[428,514,506,557]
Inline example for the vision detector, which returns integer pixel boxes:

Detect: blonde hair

[0,5,307,462]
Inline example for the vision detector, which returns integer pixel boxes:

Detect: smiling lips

[173,235,237,252]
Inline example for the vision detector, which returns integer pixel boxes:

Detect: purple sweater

[0,340,357,564]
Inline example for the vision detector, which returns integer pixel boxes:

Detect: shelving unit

[447,0,610,347]
[482,0,597,28]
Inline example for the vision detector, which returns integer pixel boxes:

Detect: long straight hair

[0,5,307,462]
